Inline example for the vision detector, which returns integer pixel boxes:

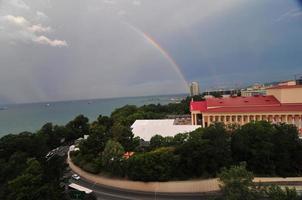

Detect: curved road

[70,176,220,200]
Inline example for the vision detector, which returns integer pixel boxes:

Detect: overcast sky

[0,0,302,104]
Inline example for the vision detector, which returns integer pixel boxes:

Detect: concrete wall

[267,89,282,102]
[267,87,302,103]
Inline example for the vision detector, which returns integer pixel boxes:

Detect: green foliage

[0,132,48,161]
[7,158,63,200]
[66,114,90,139]
[95,115,113,132]
[172,133,189,146]
[126,147,179,181]
[149,134,187,150]
[111,105,139,126]
[150,134,165,149]
[218,163,259,200]
[232,121,302,176]
[176,123,232,178]
[79,129,107,156]
[218,164,301,200]
[264,185,301,200]
[111,123,135,151]
[0,125,69,199]
[102,140,125,175]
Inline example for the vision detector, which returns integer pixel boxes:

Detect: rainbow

[124,22,189,90]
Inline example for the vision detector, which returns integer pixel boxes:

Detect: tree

[232,121,302,176]
[172,133,189,146]
[38,123,61,148]
[102,140,125,175]
[111,105,138,126]
[111,123,135,151]
[264,185,300,200]
[231,121,276,175]
[80,126,107,156]
[272,123,302,176]
[150,135,164,149]
[7,159,44,200]
[126,147,179,181]
[218,164,301,200]
[96,115,113,131]
[176,123,231,178]
[66,115,89,139]
[218,163,260,200]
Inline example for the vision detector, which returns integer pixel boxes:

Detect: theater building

[190,85,302,133]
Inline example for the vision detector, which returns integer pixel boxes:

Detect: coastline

[0,94,186,137]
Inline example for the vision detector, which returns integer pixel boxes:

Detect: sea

[0,94,187,137]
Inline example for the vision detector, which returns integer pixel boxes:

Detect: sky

[0,0,302,104]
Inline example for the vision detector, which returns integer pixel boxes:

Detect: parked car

[72,174,80,180]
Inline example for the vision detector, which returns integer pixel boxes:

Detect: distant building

[296,77,302,85]
[190,81,200,96]
[203,89,240,98]
[278,80,297,86]
[241,83,267,97]
[190,84,302,134]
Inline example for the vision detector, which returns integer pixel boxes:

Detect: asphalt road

[70,176,220,200]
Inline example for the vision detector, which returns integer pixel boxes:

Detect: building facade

[190,81,200,96]
[190,85,302,134]
[241,83,267,97]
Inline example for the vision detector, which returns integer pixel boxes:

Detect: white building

[131,119,200,141]
[190,81,200,96]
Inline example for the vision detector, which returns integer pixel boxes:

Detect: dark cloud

[0,0,301,104]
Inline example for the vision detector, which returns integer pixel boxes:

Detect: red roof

[267,85,302,90]
[190,101,207,112]
[206,95,280,108]
[205,104,302,113]
[190,95,302,113]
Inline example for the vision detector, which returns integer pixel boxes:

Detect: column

[191,113,194,125]
[243,115,247,125]
[275,115,279,124]
[281,115,285,123]
[194,114,197,125]
[225,115,229,125]
[202,115,205,127]
[272,115,276,124]
[249,115,253,122]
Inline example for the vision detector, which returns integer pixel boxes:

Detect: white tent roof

[131,119,201,141]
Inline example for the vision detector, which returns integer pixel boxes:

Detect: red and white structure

[190,84,302,133]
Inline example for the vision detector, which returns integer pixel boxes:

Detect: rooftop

[206,95,280,108]
[191,95,302,113]
[267,85,302,90]
[131,119,200,141]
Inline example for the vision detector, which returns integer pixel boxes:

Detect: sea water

[0,94,186,137]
